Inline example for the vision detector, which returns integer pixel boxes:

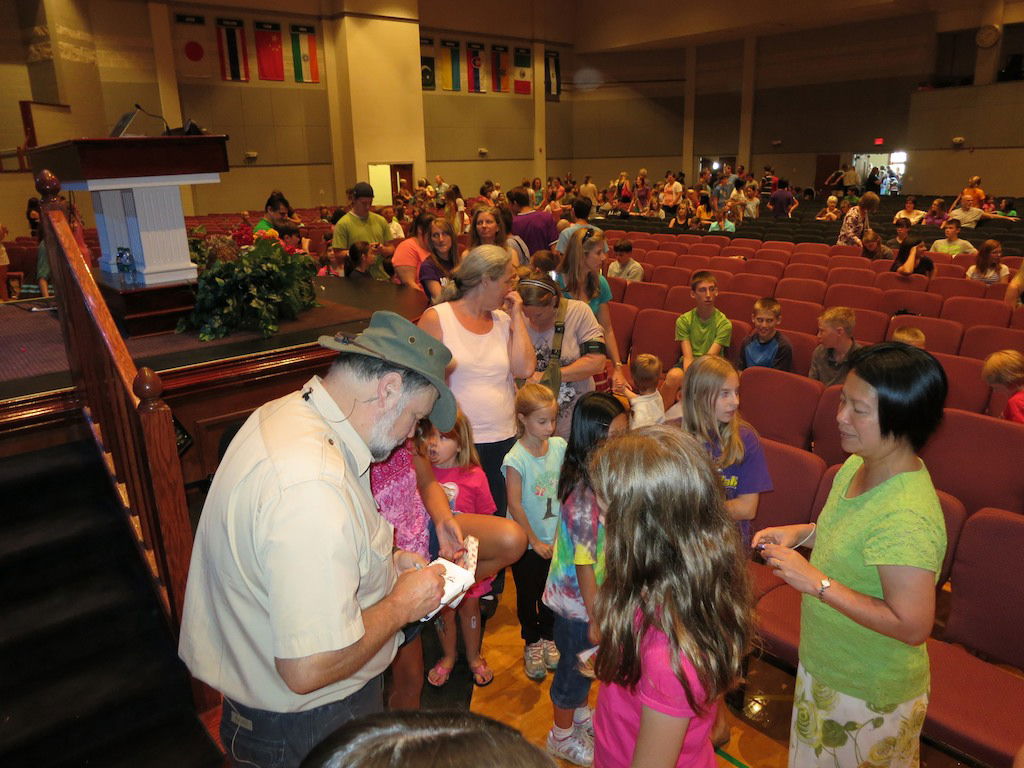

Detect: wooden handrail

[36,169,194,631]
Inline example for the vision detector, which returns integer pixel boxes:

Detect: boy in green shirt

[662,270,733,404]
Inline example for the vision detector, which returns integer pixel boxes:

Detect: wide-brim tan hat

[319,311,455,431]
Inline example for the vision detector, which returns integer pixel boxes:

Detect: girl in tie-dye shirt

[541,392,628,766]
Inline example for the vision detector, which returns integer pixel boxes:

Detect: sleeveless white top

[434,301,516,443]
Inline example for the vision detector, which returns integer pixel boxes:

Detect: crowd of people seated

[8,165,1024,768]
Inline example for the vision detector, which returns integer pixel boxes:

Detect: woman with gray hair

[419,245,536,518]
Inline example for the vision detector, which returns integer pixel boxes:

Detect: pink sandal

[469,657,494,687]
[427,659,455,687]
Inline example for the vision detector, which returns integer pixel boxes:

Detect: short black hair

[277,223,300,238]
[572,197,592,220]
[847,342,947,452]
[265,190,290,213]
[613,240,633,254]
[895,217,911,229]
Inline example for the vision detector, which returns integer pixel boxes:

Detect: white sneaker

[524,641,546,680]
[573,713,594,744]
[547,728,593,766]
[542,638,560,669]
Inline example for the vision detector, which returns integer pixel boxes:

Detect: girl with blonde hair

[682,355,772,546]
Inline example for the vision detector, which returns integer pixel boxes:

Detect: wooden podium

[29,136,229,335]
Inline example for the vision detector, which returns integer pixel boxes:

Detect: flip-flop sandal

[427,659,455,687]
[469,657,494,687]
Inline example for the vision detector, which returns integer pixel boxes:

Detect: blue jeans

[550,615,593,710]
[220,676,383,768]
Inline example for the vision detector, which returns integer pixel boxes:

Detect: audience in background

[893,195,925,225]
[837,191,879,247]
[983,350,1024,424]
[809,306,858,385]
[737,297,793,372]
[663,271,732,403]
[891,325,927,349]
[253,190,291,233]
[815,195,841,222]
[923,197,948,227]
[930,219,976,257]
[892,238,935,278]
[860,230,893,261]
[966,240,1009,285]
[606,241,643,282]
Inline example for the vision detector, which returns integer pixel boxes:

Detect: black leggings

[475,437,516,594]
[475,437,516,517]
[511,548,555,643]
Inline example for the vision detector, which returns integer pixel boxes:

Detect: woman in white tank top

[419,245,536,519]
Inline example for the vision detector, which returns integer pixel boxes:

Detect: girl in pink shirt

[588,425,754,768]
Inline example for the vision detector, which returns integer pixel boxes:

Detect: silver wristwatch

[818,577,832,601]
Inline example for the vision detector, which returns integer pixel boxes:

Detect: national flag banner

[467,42,486,93]
[545,50,561,101]
[254,22,284,81]
[290,24,320,83]
[438,39,461,91]
[491,44,509,92]
[420,36,435,90]
[513,47,532,95]
[216,18,249,82]
[174,14,213,78]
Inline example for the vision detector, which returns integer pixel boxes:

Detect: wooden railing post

[34,169,196,635]
[134,367,194,629]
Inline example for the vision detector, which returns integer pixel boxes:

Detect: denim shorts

[220,676,383,768]
[550,615,593,710]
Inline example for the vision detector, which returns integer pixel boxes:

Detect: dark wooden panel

[28,136,230,181]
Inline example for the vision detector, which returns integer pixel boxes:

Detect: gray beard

[367,395,407,462]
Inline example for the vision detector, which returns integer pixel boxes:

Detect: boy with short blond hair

[624,353,666,427]
[983,349,1024,424]
[662,270,732,401]
[892,326,926,349]
[737,297,793,372]
[809,306,858,385]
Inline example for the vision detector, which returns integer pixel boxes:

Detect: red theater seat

[739,367,824,449]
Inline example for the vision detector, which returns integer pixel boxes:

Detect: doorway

[814,154,841,192]
[366,163,415,207]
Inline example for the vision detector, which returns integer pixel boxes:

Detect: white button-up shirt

[179,376,398,712]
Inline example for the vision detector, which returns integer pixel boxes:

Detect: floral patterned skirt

[789,663,928,768]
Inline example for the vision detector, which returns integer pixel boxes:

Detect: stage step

[0,440,222,767]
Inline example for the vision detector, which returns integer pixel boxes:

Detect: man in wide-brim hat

[180,311,456,767]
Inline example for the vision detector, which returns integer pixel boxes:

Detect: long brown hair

[590,426,754,713]
[426,217,460,278]
[559,227,605,301]
[974,239,1002,276]
[469,205,507,249]
[682,356,750,468]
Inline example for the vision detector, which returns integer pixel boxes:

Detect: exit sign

[874,137,885,145]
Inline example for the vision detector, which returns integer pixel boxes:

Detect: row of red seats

[748,436,1023,766]
[610,247,1011,283]
[607,281,1024,353]
[608,302,1013,415]
[608,250,1013,294]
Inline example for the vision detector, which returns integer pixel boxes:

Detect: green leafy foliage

[177,236,317,341]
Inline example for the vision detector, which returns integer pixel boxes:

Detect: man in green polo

[332,182,396,280]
